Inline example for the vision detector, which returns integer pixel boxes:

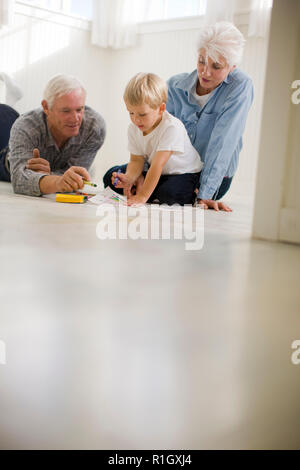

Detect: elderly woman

[166,21,254,211]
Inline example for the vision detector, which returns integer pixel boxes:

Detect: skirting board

[279,208,300,245]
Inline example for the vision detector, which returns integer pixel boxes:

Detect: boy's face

[125,101,165,135]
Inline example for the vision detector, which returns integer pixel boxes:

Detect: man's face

[42,88,85,143]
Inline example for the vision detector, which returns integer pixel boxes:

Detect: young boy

[103,73,203,206]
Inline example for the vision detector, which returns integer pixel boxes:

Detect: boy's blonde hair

[123,73,168,109]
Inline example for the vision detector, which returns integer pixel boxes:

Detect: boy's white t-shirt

[127,111,203,175]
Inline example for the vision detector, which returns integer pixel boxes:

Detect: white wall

[0,10,109,110]
[0,6,111,179]
[0,5,269,205]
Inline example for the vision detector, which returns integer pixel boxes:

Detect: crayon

[83,180,97,187]
[113,169,122,187]
[56,194,87,203]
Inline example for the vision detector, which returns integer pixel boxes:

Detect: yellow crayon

[83,180,97,187]
[56,194,87,203]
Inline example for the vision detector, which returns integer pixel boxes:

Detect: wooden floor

[0,181,300,450]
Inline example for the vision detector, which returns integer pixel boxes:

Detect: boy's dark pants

[103,164,200,205]
[103,164,233,205]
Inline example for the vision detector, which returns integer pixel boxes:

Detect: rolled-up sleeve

[198,78,254,200]
[9,123,48,196]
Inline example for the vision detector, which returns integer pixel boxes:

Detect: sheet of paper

[89,189,196,213]
[89,187,127,206]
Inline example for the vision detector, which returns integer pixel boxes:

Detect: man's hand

[26,148,51,174]
[55,166,90,193]
[197,198,232,212]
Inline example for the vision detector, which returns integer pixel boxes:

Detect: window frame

[137,0,207,24]
[14,0,91,30]
[15,0,93,21]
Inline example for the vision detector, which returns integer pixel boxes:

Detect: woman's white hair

[197,21,245,67]
[43,74,86,109]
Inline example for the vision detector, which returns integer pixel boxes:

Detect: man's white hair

[197,21,245,67]
[43,74,86,109]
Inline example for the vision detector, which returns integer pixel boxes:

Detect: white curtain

[248,0,273,38]
[0,72,23,105]
[204,0,273,38]
[0,0,14,28]
[204,0,237,24]
[92,0,140,49]
[91,0,273,50]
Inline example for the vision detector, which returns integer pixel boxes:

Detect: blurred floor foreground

[0,182,299,450]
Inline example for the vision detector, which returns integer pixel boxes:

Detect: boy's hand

[111,171,133,197]
[26,148,51,174]
[127,194,148,206]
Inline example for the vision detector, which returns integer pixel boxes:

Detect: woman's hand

[197,198,232,212]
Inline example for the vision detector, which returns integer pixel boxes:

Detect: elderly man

[0,74,106,196]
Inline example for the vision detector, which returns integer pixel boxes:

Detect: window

[138,0,207,22]
[65,0,93,19]
[18,0,93,19]
[18,0,206,23]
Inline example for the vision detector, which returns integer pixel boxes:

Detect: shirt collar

[176,68,235,93]
[43,113,57,149]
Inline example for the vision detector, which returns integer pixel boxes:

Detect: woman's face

[197,48,235,94]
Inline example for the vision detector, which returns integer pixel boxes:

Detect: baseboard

[279,208,300,245]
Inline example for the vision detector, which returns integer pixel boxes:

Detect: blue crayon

[113,168,121,187]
